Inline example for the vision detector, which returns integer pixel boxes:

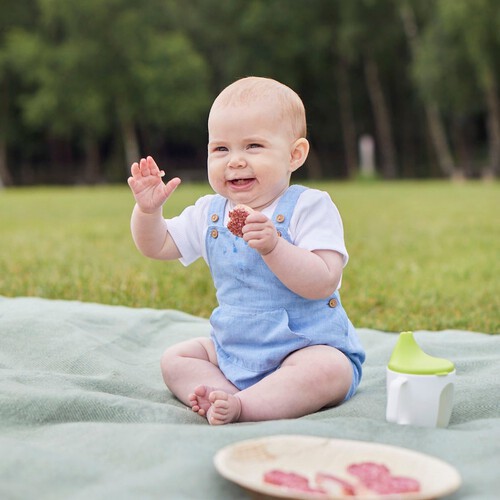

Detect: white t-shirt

[166,188,348,286]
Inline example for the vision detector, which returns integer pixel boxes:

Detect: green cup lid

[388,331,455,375]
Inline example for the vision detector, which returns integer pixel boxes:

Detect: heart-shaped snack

[227,204,253,237]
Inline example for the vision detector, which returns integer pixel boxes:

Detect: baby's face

[207,100,297,211]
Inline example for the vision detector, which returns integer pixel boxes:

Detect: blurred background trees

[0,0,498,186]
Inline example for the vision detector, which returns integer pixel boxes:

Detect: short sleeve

[290,189,349,266]
[165,195,213,266]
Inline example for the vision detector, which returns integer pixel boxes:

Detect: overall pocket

[210,305,311,373]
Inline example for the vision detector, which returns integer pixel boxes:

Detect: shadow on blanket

[1,296,499,499]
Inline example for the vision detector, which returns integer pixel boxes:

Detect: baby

[128,76,365,424]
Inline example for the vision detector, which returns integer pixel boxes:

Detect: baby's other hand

[242,212,279,255]
[127,156,181,213]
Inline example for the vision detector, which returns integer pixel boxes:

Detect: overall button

[328,298,338,308]
[211,214,219,222]
[277,230,282,237]
[276,214,285,223]
[211,229,219,238]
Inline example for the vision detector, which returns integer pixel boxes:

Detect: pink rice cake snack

[227,204,254,238]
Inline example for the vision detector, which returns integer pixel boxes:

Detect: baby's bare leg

[235,345,353,422]
[160,337,237,415]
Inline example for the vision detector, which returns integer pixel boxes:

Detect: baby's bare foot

[207,390,242,425]
[188,385,213,417]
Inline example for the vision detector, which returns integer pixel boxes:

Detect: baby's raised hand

[128,156,181,213]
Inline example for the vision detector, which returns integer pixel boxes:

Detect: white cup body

[386,368,455,428]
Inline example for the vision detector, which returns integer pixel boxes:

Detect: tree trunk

[451,116,473,177]
[120,117,140,174]
[0,82,13,187]
[483,67,500,178]
[83,135,101,184]
[399,2,459,179]
[0,134,12,188]
[337,56,358,178]
[425,104,461,179]
[364,55,398,178]
[304,145,323,180]
[47,136,74,183]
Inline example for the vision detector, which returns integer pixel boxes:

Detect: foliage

[0,181,498,333]
[2,0,210,182]
[0,0,499,183]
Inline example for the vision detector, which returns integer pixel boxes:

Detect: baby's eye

[213,146,228,152]
[247,143,263,149]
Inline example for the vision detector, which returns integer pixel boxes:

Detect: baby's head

[207,77,309,210]
[209,76,307,142]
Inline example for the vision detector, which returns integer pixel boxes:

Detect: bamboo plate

[214,435,461,499]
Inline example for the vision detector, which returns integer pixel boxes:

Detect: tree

[172,0,333,178]
[1,0,498,183]
[409,0,500,178]
[0,49,11,188]
[438,0,500,177]
[399,0,459,179]
[0,0,38,187]
[336,0,404,178]
[6,0,211,182]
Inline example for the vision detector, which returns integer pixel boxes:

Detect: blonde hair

[210,76,307,139]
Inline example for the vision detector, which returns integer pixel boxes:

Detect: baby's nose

[227,154,246,168]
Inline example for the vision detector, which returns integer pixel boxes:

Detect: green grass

[0,180,498,333]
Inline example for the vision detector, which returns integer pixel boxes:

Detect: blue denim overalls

[206,185,365,397]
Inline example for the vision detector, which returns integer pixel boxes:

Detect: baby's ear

[290,138,310,172]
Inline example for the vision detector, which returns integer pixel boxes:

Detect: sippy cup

[386,331,456,428]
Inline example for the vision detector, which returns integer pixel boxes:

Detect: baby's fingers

[130,161,141,177]
[138,157,151,176]
[145,156,165,177]
[164,177,181,198]
[244,211,268,225]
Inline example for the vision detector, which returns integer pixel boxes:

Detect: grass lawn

[0,180,498,333]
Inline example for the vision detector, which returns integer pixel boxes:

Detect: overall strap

[207,195,227,226]
[272,184,307,234]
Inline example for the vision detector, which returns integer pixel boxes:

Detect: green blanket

[1,296,498,499]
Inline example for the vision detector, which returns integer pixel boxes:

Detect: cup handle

[386,376,407,422]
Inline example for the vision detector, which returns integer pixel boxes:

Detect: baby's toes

[209,390,229,404]
[213,400,229,414]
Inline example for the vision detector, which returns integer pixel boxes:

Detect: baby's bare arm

[243,212,343,299]
[130,205,181,260]
[264,241,343,299]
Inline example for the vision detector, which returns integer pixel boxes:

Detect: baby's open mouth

[229,178,254,186]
